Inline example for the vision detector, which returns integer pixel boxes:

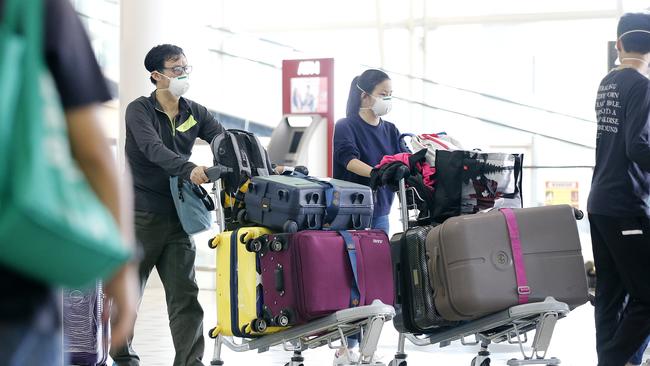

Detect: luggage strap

[322,181,340,227]
[339,230,361,307]
[500,208,530,304]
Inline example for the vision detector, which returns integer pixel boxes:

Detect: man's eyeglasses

[160,65,193,76]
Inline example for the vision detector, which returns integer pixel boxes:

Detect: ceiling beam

[237,10,620,33]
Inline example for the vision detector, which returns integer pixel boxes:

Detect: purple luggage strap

[500,208,530,304]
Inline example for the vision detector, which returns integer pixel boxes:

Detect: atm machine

[269,58,334,177]
[267,114,328,177]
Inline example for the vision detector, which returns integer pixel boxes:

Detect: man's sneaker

[333,348,359,366]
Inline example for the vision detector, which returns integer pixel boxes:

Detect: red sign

[282,58,334,175]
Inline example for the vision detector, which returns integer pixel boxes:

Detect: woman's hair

[345,69,390,117]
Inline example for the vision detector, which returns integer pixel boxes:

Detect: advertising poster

[290,76,328,114]
[545,181,579,208]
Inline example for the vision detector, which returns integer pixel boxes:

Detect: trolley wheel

[283,220,298,233]
[252,318,267,333]
[246,238,264,253]
[237,209,248,223]
[388,360,406,366]
[270,238,284,252]
[471,357,490,366]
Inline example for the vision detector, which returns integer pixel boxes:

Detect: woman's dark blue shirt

[333,114,407,216]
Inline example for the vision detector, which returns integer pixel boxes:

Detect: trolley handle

[398,178,409,232]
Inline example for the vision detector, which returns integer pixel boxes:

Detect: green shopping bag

[0,0,131,288]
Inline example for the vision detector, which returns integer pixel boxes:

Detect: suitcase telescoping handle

[205,164,234,183]
[206,165,234,232]
[398,178,409,232]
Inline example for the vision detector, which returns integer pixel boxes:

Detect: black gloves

[409,148,428,168]
[369,162,411,191]
[279,165,310,176]
[294,165,309,176]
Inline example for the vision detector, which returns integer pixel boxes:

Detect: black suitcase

[391,225,458,334]
[243,175,373,232]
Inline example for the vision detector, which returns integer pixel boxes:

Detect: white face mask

[369,94,392,117]
[158,73,190,97]
[357,84,392,117]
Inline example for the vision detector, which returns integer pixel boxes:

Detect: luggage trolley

[205,166,396,366]
[389,179,573,366]
[209,301,395,366]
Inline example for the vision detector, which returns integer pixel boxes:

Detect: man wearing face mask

[331,69,408,364]
[588,13,650,366]
[111,44,224,366]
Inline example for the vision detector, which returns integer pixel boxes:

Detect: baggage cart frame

[208,301,395,366]
[207,171,396,366]
[390,179,572,366]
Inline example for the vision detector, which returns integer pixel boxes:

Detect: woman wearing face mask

[331,70,406,364]
[333,69,407,236]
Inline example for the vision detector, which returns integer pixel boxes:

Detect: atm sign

[297,60,321,76]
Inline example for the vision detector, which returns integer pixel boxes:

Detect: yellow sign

[545,181,579,208]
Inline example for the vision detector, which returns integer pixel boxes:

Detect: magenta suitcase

[256,230,394,326]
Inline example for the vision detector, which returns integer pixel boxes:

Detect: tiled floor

[103,269,629,366]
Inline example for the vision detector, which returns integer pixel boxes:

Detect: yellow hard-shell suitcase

[208,226,283,337]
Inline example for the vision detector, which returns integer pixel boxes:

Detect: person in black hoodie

[588,12,650,366]
[111,44,225,366]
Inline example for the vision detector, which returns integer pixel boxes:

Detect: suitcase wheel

[573,208,584,220]
[275,314,290,327]
[283,220,298,233]
[275,310,292,327]
[252,318,267,333]
[270,238,285,252]
[237,209,248,224]
[207,236,219,249]
[246,238,265,253]
[208,326,221,339]
[276,309,294,327]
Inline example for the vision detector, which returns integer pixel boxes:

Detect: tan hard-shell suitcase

[426,204,589,321]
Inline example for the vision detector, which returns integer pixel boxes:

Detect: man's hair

[144,44,185,85]
[617,13,650,54]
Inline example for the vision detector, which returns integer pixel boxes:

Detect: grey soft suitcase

[243,175,373,232]
[63,281,110,366]
[426,204,589,321]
